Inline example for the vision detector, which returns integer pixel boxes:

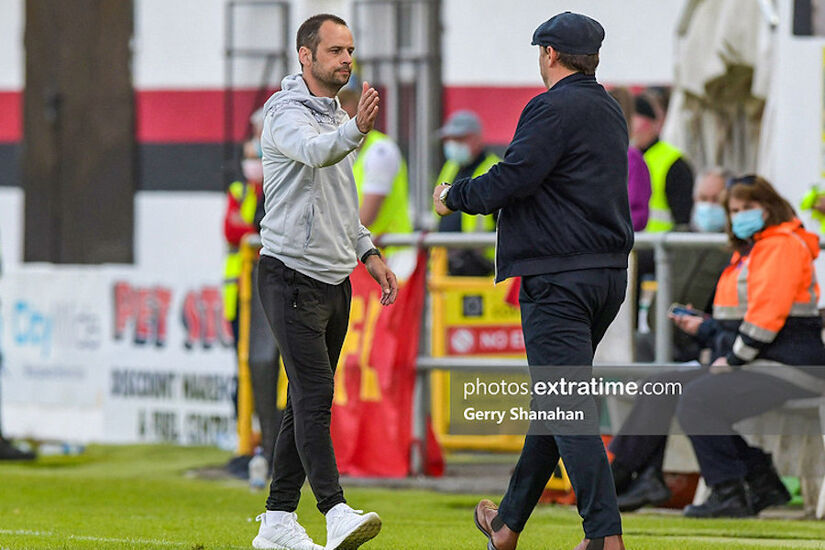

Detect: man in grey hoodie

[252,13,397,550]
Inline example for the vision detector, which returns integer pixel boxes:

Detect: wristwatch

[361,247,382,263]
[439,183,451,204]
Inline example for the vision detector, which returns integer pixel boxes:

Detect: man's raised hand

[356,81,380,134]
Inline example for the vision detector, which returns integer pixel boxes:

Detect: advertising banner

[0,266,236,445]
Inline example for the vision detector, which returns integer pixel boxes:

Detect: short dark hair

[296,14,348,62]
[557,51,599,76]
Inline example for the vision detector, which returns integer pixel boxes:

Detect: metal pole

[419,0,441,230]
[223,1,236,187]
[654,240,673,363]
[411,368,429,475]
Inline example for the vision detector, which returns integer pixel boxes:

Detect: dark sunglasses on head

[726,174,757,189]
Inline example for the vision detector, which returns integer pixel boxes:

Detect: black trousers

[498,268,626,539]
[257,255,350,514]
[676,369,817,486]
[608,367,707,475]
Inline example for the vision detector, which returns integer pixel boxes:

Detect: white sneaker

[252,512,324,550]
[324,503,382,550]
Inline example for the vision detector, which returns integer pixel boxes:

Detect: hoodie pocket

[303,203,315,250]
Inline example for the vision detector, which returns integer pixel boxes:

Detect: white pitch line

[0,529,249,549]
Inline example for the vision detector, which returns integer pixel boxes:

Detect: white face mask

[443,140,473,166]
[241,158,263,182]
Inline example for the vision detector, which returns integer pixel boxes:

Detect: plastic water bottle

[248,447,268,490]
[38,442,85,456]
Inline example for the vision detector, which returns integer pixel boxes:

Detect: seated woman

[673,175,825,518]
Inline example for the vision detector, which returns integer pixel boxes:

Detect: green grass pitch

[1,445,824,549]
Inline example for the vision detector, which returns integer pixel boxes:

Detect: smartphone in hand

[667,303,707,318]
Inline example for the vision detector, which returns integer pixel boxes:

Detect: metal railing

[377,230,731,366]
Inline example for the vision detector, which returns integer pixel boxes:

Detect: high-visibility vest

[223,181,258,322]
[353,131,412,257]
[643,140,684,232]
[437,152,500,259]
[712,219,820,361]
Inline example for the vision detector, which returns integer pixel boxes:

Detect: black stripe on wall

[138,143,230,192]
[0,143,244,192]
[1,142,504,192]
[0,144,21,187]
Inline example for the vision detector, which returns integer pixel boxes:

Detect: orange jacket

[713,218,820,364]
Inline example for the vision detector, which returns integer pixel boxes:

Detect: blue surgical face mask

[443,140,472,166]
[731,208,765,239]
[692,202,727,233]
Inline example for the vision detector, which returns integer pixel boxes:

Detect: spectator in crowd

[633,92,694,232]
[632,91,695,332]
[609,87,651,231]
[222,109,283,478]
[436,110,501,276]
[610,167,734,512]
[637,168,734,362]
[224,113,267,345]
[672,175,825,518]
[338,88,413,270]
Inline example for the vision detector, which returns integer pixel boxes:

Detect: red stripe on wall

[0,91,22,142]
[443,85,546,145]
[0,85,620,145]
[136,88,277,143]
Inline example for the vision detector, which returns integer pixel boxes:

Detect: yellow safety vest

[353,130,412,257]
[437,152,500,259]
[223,181,258,322]
[643,140,684,233]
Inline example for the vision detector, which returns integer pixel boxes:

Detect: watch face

[440,187,450,201]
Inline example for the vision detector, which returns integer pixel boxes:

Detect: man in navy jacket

[435,12,631,550]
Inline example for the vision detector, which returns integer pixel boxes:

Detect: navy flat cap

[531,11,605,55]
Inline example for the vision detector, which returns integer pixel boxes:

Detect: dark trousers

[608,368,707,475]
[257,255,350,514]
[676,369,817,486]
[498,268,626,539]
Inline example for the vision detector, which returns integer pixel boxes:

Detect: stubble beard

[310,60,350,95]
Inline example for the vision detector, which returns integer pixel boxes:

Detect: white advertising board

[0,265,237,446]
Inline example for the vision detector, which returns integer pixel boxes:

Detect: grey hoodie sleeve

[269,103,365,168]
[356,223,375,261]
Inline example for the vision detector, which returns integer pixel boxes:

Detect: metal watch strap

[439,183,451,204]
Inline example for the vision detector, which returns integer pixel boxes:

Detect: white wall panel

[0,0,24,89]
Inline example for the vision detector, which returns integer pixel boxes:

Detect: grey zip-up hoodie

[259,74,375,284]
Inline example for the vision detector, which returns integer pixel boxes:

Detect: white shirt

[360,139,402,196]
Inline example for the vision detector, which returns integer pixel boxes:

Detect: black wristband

[361,248,381,263]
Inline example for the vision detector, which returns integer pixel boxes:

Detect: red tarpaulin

[330,251,441,477]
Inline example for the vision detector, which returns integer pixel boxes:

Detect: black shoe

[746,464,791,513]
[611,462,633,496]
[0,438,36,461]
[616,465,671,512]
[684,479,754,518]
